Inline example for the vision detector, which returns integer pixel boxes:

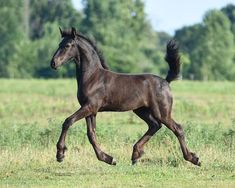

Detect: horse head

[50,27,80,69]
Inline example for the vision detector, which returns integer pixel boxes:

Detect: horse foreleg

[86,115,116,165]
[56,105,92,162]
[132,108,162,165]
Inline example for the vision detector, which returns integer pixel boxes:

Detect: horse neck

[75,60,81,88]
[76,38,103,82]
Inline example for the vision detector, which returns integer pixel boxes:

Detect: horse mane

[61,29,109,70]
[78,33,109,70]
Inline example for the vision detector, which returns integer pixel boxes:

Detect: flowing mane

[60,29,109,70]
[78,33,109,70]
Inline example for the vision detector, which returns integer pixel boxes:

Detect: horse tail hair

[165,40,181,83]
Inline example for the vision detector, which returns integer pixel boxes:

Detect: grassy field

[0,79,235,187]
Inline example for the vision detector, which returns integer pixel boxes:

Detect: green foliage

[0,1,235,80]
[222,4,235,75]
[221,4,235,34]
[29,0,82,40]
[199,10,234,80]
[175,9,235,80]
[1,1,80,78]
[0,1,26,77]
[81,0,159,73]
[7,23,62,78]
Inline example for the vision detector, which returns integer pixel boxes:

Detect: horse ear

[71,27,77,39]
[59,27,63,37]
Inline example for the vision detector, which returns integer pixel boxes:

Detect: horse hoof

[57,157,64,163]
[191,152,201,166]
[56,154,64,163]
[197,161,201,166]
[111,158,117,165]
[132,160,137,165]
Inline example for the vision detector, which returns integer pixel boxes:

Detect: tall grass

[0,79,234,187]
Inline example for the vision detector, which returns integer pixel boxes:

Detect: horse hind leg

[161,117,201,166]
[132,107,162,165]
[149,87,200,166]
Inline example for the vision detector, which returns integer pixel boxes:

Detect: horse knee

[176,129,184,138]
[174,124,184,138]
[62,118,73,130]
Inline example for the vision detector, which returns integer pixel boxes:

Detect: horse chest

[77,85,103,106]
[77,88,88,105]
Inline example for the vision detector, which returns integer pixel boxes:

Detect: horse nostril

[51,60,56,69]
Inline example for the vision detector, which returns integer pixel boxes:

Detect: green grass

[0,79,235,187]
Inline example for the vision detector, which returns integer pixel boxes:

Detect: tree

[175,9,235,80]
[175,24,203,79]
[221,4,235,79]
[8,23,63,78]
[221,4,235,34]
[157,32,172,51]
[0,1,26,77]
[29,0,82,40]
[81,0,158,73]
[196,10,234,80]
[6,0,82,78]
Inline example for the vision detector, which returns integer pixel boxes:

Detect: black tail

[165,40,181,83]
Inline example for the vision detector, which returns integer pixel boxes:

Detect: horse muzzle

[50,60,58,70]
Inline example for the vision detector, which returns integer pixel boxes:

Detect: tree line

[0,0,235,80]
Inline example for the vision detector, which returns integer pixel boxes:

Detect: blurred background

[1,0,235,80]
[1,1,235,186]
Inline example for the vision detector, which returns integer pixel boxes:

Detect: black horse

[50,27,200,166]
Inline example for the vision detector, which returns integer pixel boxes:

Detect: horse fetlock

[183,152,200,166]
[133,144,144,154]
[97,152,116,165]
[190,152,201,166]
[56,144,67,162]
[56,144,67,163]
[131,148,144,163]
[56,150,65,162]
[133,144,141,153]
[131,151,144,165]
[56,143,67,151]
